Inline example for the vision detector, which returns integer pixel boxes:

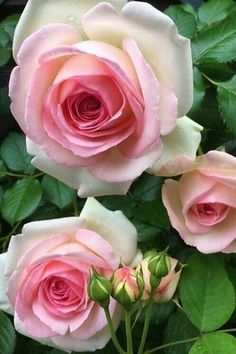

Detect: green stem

[125,310,133,354]
[6,172,44,179]
[132,302,144,331]
[103,307,126,354]
[1,220,21,251]
[144,328,236,354]
[137,292,155,354]
[73,196,79,216]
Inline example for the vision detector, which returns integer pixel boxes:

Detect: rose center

[191,202,229,226]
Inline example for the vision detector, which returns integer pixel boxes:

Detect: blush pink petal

[10,23,81,134]
[88,144,162,183]
[197,151,236,188]
[158,81,178,136]
[118,38,160,158]
[83,2,193,116]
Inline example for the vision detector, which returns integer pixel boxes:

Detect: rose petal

[83,1,193,116]
[13,0,127,58]
[0,253,13,314]
[148,116,202,176]
[80,197,137,265]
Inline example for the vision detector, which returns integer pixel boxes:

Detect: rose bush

[138,256,181,302]
[0,198,140,352]
[10,0,202,197]
[162,151,236,254]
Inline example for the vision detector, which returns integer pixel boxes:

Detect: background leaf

[1,178,42,224]
[165,5,197,38]
[198,0,235,26]
[189,332,236,354]
[217,75,236,134]
[0,311,16,354]
[180,253,235,332]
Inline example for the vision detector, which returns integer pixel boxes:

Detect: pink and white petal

[119,38,160,157]
[80,197,137,265]
[197,151,236,188]
[75,229,120,270]
[148,116,202,176]
[162,179,191,237]
[83,2,193,116]
[158,81,178,136]
[10,24,80,133]
[0,253,13,314]
[52,304,121,352]
[222,240,236,253]
[13,0,127,58]
[89,143,162,183]
[158,268,182,303]
[27,139,132,197]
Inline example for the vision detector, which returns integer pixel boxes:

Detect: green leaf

[189,67,206,117]
[192,17,236,64]
[130,173,163,202]
[189,332,236,354]
[132,220,161,243]
[164,310,199,354]
[1,132,35,174]
[98,195,135,218]
[0,86,10,117]
[165,5,196,39]
[198,62,234,82]
[0,311,16,354]
[180,253,235,332]
[1,178,42,224]
[0,160,6,178]
[0,28,10,47]
[198,0,234,26]
[42,175,76,209]
[132,201,170,230]
[0,47,11,66]
[1,14,20,39]
[217,75,236,134]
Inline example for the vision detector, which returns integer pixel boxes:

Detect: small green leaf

[165,5,196,39]
[0,160,6,178]
[0,28,10,47]
[189,332,236,354]
[164,310,199,354]
[0,311,16,354]
[198,0,234,26]
[1,132,35,174]
[130,173,163,202]
[0,86,10,117]
[1,178,42,224]
[189,67,206,117]
[1,14,20,39]
[132,220,161,243]
[42,175,76,209]
[98,195,135,218]
[192,17,236,64]
[217,75,236,134]
[132,201,170,230]
[180,253,235,332]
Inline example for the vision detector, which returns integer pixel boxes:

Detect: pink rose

[10,0,201,197]
[162,151,236,254]
[0,198,139,352]
[138,256,181,303]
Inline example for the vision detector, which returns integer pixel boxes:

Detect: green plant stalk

[137,291,155,354]
[125,309,133,354]
[103,306,126,354]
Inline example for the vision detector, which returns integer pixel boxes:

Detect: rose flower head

[163,151,236,254]
[0,198,140,352]
[10,0,202,197]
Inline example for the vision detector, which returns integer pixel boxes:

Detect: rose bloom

[138,256,181,302]
[162,151,236,254]
[10,0,202,197]
[0,198,140,352]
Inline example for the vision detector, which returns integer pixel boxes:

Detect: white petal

[0,253,13,314]
[83,1,193,116]
[13,0,127,58]
[27,139,132,197]
[4,217,85,276]
[148,116,202,176]
[80,198,138,265]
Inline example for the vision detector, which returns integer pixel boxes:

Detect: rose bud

[88,268,112,307]
[148,251,171,279]
[111,266,144,309]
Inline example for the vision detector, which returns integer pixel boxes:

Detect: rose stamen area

[191,202,230,226]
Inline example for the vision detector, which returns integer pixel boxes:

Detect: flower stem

[137,292,155,354]
[144,336,200,354]
[125,309,133,354]
[103,306,126,354]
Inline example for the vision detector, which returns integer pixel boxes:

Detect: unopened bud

[88,268,112,307]
[148,251,171,279]
[111,266,144,309]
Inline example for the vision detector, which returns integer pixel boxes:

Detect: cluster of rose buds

[88,250,180,309]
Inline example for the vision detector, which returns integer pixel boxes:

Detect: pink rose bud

[88,268,112,307]
[111,266,144,309]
